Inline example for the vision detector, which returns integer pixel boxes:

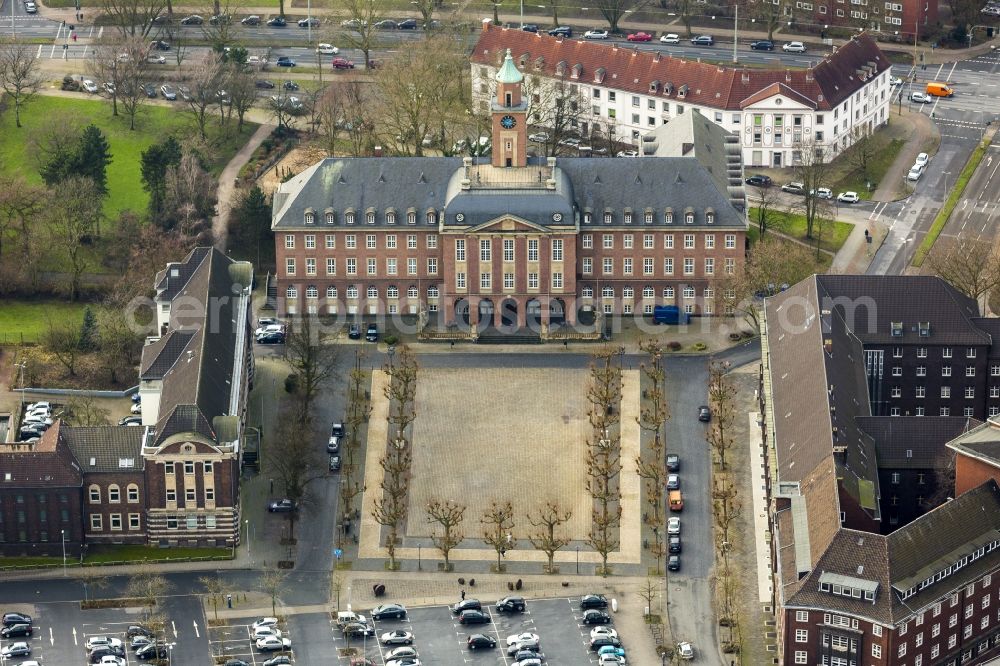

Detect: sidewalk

[872,107,940,203]
[213,122,276,253]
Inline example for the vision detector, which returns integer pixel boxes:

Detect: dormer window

[603,211,613,224]
[556,60,567,76]
[304,208,315,224]
[891,322,903,337]
[366,209,376,225]
[919,322,930,337]
[684,211,694,224]
[571,64,583,79]
[426,210,437,224]
[594,67,606,84]
[623,210,632,224]
[584,211,592,224]
[386,210,396,225]
[644,211,653,224]
[678,84,688,99]
[407,209,416,225]
[324,209,336,225]
[665,209,674,224]
[649,80,660,94]
[706,209,715,224]
[345,210,356,225]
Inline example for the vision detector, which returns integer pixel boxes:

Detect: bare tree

[0,38,43,128]
[599,0,641,30]
[78,568,111,603]
[259,569,287,615]
[0,175,44,260]
[481,500,516,571]
[929,236,1000,306]
[522,72,588,156]
[316,81,377,156]
[669,0,696,37]
[126,568,171,621]
[585,348,624,576]
[750,0,784,40]
[340,0,384,67]
[848,124,878,185]
[100,37,152,130]
[426,499,466,570]
[413,0,438,28]
[636,340,669,573]
[284,314,340,422]
[270,412,327,542]
[63,396,112,426]
[489,0,503,24]
[185,52,227,139]
[527,500,572,573]
[746,181,782,237]
[636,575,660,616]
[162,150,216,243]
[48,176,103,301]
[790,139,834,240]
[101,0,167,37]
[199,575,226,622]
[338,349,371,548]
[97,304,143,385]
[707,360,737,471]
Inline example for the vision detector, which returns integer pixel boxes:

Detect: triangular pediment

[465,215,555,234]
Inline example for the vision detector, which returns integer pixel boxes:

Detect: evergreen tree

[79,306,98,351]
[76,125,113,197]
[228,186,273,269]
[140,136,182,225]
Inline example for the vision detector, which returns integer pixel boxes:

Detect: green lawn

[748,208,853,254]
[833,138,906,200]
[84,545,232,563]
[748,226,833,272]
[0,95,257,220]
[0,299,90,344]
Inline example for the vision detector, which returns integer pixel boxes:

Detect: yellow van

[926,82,954,97]
[669,490,684,512]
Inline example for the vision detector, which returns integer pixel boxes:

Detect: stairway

[477,326,541,344]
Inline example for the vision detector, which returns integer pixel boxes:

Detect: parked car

[209,13,230,24]
[267,499,295,512]
[275,56,296,67]
[520,23,538,32]
[267,16,286,26]
[590,626,618,640]
[677,641,695,659]
[385,659,421,666]
[749,40,773,50]
[1,643,30,658]
[298,17,320,26]
[666,453,680,471]
[506,632,540,647]
[496,596,526,613]
[812,187,833,199]
[262,656,291,666]
[837,191,860,203]
[23,2,36,12]
[397,18,418,28]
[86,637,123,651]
[468,633,497,649]
[385,647,417,660]
[459,610,491,624]
[1,624,32,638]
[659,33,680,43]
[374,19,398,28]
[583,609,611,624]
[256,331,285,344]
[781,181,805,194]
[690,35,714,46]
[329,455,341,472]
[82,79,99,93]
[241,14,260,24]
[103,82,116,95]
[590,636,623,651]
[255,79,275,89]
[667,473,680,490]
[255,636,292,651]
[547,26,572,36]
[179,14,203,24]
[745,174,772,187]
[580,594,608,609]
[252,625,281,639]
[451,599,482,614]
[331,57,356,69]
[365,323,379,341]
[669,535,682,553]
[371,603,407,620]
[890,75,903,86]
[668,516,681,534]
[599,646,628,661]
[348,323,362,339]
[126,625,153,638]
[147,54,166,64]
[911,91,931,103]
[142,83,158,97]
[782,41,807,52]
[698,405,711,421]
[247,55,267,66]
[380,630,414,645]
[627,31,652,42]
[317,43,339,54]
[528,132,549,143]
[150,40,170,50]
[584,28,609,39]
[915,152,930,167]
[342,622,374,638]
[669,554,681,571]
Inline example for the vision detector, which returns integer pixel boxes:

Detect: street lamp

[15,362,26,412]
[61,529,67,577]
[245,519,251,564]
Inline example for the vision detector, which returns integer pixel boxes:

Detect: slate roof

[0,422,83,487]
[857,416,978,468]
[140,329,197,379]
[59,426,144,473]
[442,161,576,229]
[155,247,213,302]
[814,275,988,346]
[972,317,1000,357]
[945,416,1000,469]
[471,24,890,111]
[147,247,250,447]
[888,479,1000,616]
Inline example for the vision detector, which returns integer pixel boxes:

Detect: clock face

[500,115,517,129]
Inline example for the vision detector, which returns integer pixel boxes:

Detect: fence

[0,554,234,573]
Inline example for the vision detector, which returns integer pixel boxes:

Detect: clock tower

[491,48,528,168]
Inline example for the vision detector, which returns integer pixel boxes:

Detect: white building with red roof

[471,24,893,168]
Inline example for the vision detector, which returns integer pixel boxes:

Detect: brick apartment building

[272,51,748,327]
[471,25,892,168]
[0,247,253,556]
[761,275,1000,666]
[742,0,939,39]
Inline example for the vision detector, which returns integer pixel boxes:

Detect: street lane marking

[171,620,177,638]
[193,620,200,638]
[73,627,77,645]
[49,627,53,645]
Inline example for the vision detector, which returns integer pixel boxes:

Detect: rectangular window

[795,629,808,643]
[643,234,654,249]
[480,272,491,290]
[504,273,515,289]
[683,258,694,275]
[385,234,397,249]
[528,239,539,261]
[305,258,316,275]
[427,234,438,249]
[90,514,102,531]
[503,239,515,262]
[942,387,952,398]
[705,258,714,275]
[285,258,296,275]
[917,347,927,358]
[796,611,809,622]
[552,239,564,261]
[386,258,397,276]
[304,234,315,249]
[623,258,632,275]
[552,272,563,289]
[128,514,140,530]
[205,487,215,501]
[664,258,673,275]
[528,273,539,289]
[872,644,882,658]
[407,234,417,249]
[725,234,736,249]
[582,234,593,249]
[643,258,654,275]
[623,234,634,249]
[326,258,336,276]
[407,258,417,276]
[480,239,492,262]
[184,461,195,474]
[110,514,122,531]
[455,239,466,261]
[427,258,438,275]
[967,366,976,377]
[284,234,295,249]
[603,234,614,249]
[347,258,357,275]
[367,258,377,275]
[665,234,674,249]
[603,258,613,275]
[456,272,466,289]
[583,258,593,274]
[684,234,695,249]
[794,652,807,664]
[705,234,715,249]
[346,234,357,249]
[366,234,376,249]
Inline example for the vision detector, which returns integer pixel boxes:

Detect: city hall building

[272,51,748,329]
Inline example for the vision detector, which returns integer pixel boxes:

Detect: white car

[506,632,540,646]
[911,91,931,103]
[386,659,422,666]
[590,626,619,640]
[1,643,30,658]
[907,166,923,181]
[668,516,681,534]
[99,657,126,666]
[24,1,36,12]
[782,41,806,52]
[252,625,281,639]
[584,28,609,39]
[130,402,142,414]
[82,79,99,93]
[255,636,291,651]
[812,187,833,199]
[528,132,549,143]
[147,54,166,64]
[678,641,695,659]
[380,629,414,645]
[837,191,860,203]
[385,646,418,660]
[27,401,50,411]
[252,617,279,629]
[659,33,680,44]
[890,76,903,86]
[599,655,626,665]
[247,55,267,66]
[914,152,929,167]
[316,43,339,54]
[86,636,123,650]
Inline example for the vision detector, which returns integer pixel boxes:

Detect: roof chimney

[741,68,749,84]
[785,69,792,83]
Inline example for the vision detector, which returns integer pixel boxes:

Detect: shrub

[667,341,682,351]
[692,342,707,351]
[284,373,299,394]
[384,334,399,346]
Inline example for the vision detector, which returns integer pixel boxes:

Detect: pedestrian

[269,478,274,493]
[460,589,465,600]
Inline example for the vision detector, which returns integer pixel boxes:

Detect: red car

[331,57,355,69]
[627,31,653,42]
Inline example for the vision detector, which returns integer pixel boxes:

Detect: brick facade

[82,471,146,545]
[0,487,84,557]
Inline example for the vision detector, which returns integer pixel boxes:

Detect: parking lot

[330,596,627,666]
[207,618,295,665]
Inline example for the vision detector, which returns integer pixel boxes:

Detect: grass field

[0,299,90,344]
[747,227,833,272]
[748,208,853,254]
[84,545,232,563]
[833,138,906,200]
